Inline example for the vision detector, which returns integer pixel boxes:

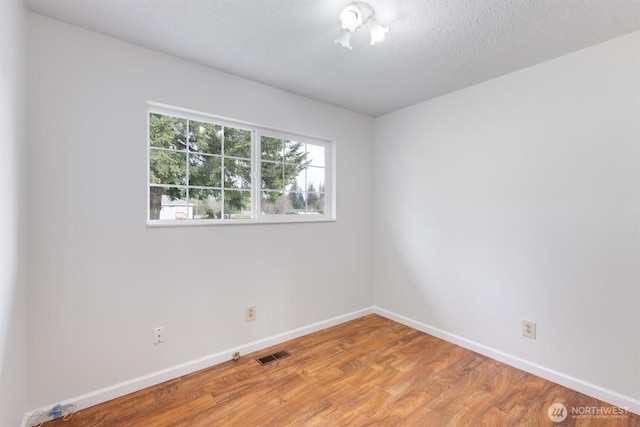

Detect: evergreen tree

[149,114,308,219]
[306,183,318,211]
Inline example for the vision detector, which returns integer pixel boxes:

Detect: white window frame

[147,102,335,226]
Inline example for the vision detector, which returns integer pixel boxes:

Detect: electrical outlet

[246,306,256,322]
[522,320,536,339]
[153,326,165,344]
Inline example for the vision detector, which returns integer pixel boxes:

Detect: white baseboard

[373,306,640,416]
[21,307,373,427]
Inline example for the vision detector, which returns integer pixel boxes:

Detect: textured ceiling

[24,0,640,116]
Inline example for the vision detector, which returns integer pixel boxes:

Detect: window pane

[224,158,251,189]
[224,190,251,219]
[150,149,187,185]
[306,143,325,167]
[307,166,325,192]
[285,167,305,192]
[285,192,305,214]
[262,191,284,214]
[306,192,324,214]
[189,154,221,187]
[261,136,283,161]
[188,120,222,155]
[150,114,186,150]
[224,127,251,159]
[284,140,307,166]
[189,189,222,219]
[261,161,283,190]
[149,186,187,220]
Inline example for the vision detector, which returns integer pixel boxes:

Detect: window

[147,103,334,225]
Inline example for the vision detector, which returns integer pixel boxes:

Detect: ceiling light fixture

[334,2,389,49]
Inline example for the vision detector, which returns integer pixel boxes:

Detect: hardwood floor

[43,314,639,426]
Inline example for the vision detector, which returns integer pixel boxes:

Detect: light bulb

[334,30,352,49]
[339,5,362,32]
[368,19,389,45]
[341,10,358,30]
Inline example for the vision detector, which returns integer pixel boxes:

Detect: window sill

[146,216,337,227]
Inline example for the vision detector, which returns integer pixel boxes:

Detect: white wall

[374,32,640,409]
[27,13,373,410]
[0,1,28,425]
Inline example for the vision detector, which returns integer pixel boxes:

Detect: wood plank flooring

[43,314,639,426]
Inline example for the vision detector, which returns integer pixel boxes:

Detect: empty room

[1,0,639,425]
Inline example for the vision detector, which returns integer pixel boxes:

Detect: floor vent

[257,350,290,365]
